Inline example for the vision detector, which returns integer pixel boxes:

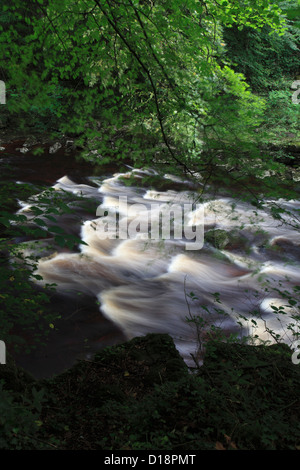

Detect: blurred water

[16,167,300,371]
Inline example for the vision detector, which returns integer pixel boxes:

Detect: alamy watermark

[0,80,6,104]
[0,340,6,364]
[292,80,300,104]
[292,340,300,365]
[95,197,204,250]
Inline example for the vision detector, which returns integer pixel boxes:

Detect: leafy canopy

[0,0,293,190]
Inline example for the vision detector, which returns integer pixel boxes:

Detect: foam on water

[17,168,300,365]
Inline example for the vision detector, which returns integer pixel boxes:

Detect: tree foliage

[0,0,292,186]
[0,0,299,348]
[0,3,299,447]
[223,1,300,91]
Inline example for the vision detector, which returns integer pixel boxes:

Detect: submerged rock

[205,229,230,249]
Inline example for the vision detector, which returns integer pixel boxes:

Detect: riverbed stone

[205,228,230,249]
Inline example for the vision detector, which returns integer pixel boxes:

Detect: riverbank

[0,333,299,450]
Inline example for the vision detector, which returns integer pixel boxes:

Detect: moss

[205,229,230,249]
[205,228,251,252]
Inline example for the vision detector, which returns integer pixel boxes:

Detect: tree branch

[93,0,194,176]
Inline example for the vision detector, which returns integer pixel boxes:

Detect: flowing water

[2,141,300,377]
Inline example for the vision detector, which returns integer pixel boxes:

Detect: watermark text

[96,197,204,250]
[0,340,6,364]
[292,80,300,104]
[0,81,6,104]
[292,340,300,365]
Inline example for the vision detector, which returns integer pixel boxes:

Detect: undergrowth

[0,334,299,450]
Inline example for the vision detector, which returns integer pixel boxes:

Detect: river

[1,138,300,377]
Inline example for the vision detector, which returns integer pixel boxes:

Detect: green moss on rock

[205,229,230,249]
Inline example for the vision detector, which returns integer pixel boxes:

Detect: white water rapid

[17,167,300,367]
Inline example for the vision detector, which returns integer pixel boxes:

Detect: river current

[14,164,300,374]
